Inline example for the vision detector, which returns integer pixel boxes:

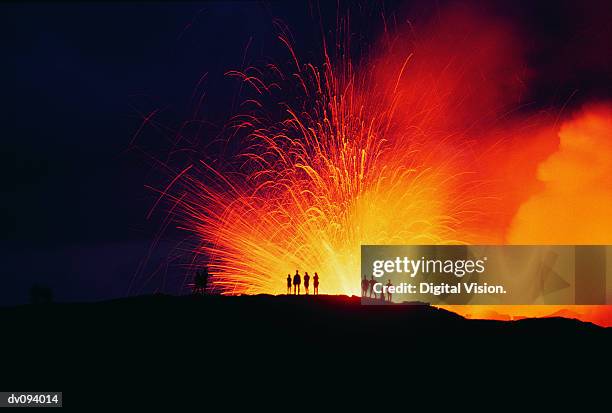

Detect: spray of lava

[159,17,498,296]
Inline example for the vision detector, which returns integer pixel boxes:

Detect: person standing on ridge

[313,272,319,295]
[304,272,310,295]
[202,265,210,294]
[368,276,376,298]
[193,270,204,295]
[385,279,393,302]
[293,270,301,295]
[361,275,369,297]
[286,274,292,295]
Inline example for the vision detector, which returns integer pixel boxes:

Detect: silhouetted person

[30,284,53,305]
[368,276,376,298]
[293,270,301,295]
[313,272,319,295]
[286,274,292,294]
[202,265,210,294]
[304,272,310,295]
[361,275,368,297]
[386,279,393,302]
[193,270,205,295]
[193,266,211,295]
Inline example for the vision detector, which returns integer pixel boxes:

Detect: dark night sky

[2,0,611,305]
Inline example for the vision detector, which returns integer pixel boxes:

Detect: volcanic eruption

[145,4,612,325]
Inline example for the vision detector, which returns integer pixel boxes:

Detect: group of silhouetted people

[193,266,211,295]
[287,270,319,295]
[191,265,394,300]
[362,275,393,301]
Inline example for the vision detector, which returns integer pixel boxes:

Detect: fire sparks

[167,35,482,295]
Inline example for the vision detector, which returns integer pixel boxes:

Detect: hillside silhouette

[1,294,610,405]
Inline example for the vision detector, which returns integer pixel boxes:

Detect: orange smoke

[372,7,612,326]
[368,5,537,244]
[446,105,612,326]
[375,5,528,132]
[508,104,612,244]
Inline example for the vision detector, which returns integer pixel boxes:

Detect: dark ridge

[1,294,609,402]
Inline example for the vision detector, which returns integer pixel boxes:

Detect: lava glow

[164,12,505,296]
[152,7,612,325]
[172,58,471,294]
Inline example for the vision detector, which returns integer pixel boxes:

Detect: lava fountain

[158,13,504,295]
